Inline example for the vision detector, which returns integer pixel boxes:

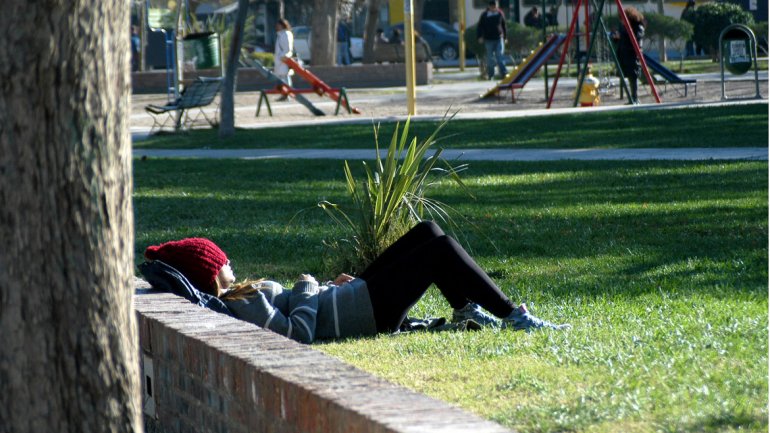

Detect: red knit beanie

[144,238,228,294]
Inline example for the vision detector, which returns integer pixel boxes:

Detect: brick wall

[134,278,513,433]
[131,63,433,94]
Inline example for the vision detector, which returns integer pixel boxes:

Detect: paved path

[133,147,768,161]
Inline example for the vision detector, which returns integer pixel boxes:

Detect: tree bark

[414,0,426,31]
[0,1,142,432]
[363,0,384,63]
[311,0,339,66]
[219,0,251,138]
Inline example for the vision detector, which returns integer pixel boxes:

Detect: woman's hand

[333,273,354,285]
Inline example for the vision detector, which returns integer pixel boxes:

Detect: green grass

[134,103,768,150]
[134,157,767,433]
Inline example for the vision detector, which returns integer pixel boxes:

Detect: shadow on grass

[133,104,769,150]
[134,158,767,298]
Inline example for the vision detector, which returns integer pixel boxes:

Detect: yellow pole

[459,0,466,71]
[404,0,417,115]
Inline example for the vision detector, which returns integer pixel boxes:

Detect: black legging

[360,221,517,333]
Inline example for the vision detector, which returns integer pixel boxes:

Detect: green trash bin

[721,28,752,75]
[183,32,221,70]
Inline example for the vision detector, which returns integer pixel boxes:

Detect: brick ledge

[134,277,513,433]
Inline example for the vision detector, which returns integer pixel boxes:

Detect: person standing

[523,7,543,28]
[273,18,294,101]
[337,20,352,66]
[616,7,645,104]
[477,1,508,80]
[680,0,697,57]
[130,25,141,72]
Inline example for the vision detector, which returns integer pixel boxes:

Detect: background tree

[311,0,339,65]
[0,1,142,432]
[219,0,250,138]
[692,2,754,58]
[363,0,385,63]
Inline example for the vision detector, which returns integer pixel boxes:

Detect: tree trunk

[0,1,142,432]
[219,0,251,138]
[414,0,426,31]
[311,0,339,66]
[363,0,384,63]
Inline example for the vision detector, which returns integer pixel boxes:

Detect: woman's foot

[452,303,500,327]
[502,303,570,332]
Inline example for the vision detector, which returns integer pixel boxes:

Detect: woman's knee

[414,220,444,237]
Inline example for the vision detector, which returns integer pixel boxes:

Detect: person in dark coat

[476,1,508,80]
[616,7,645,103]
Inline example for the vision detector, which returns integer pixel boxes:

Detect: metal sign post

[404,0,417,115]
[719,24,762,100]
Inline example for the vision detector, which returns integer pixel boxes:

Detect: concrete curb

[133,147,768,161]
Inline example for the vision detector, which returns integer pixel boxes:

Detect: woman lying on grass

[144,221,569,344]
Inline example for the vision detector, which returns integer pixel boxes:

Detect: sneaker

[502,303,570,332]
[452,303,500,327]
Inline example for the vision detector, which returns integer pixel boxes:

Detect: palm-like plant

[319,118,469,273]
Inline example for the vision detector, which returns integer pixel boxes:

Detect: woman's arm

[228,277,319,344]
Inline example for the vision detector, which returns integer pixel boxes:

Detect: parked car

[293,25,363,64]
[386,20,461,60]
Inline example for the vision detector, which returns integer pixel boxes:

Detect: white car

[293,26,363,64]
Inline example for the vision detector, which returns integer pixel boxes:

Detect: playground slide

[480,34,567,99]
[642,54,696,85]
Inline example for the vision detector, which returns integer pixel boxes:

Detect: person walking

[273,18,294,100]
[477,1,508,80]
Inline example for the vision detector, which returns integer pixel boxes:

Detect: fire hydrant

[578,66,601,107]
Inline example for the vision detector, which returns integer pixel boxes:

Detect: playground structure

[479,0,677,108]
[480,34,566,103]
[253,57,361,117]
[642,54,697,97]
[547,0,661,108]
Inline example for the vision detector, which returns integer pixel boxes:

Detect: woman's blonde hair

[219,279,268,301]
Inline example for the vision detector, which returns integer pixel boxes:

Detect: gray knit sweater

[222,278,377,344]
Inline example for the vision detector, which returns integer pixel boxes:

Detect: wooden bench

[145,76,223,133]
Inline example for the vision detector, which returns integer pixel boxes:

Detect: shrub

[750,21,768,53]
[602,13,693,49]
[464,22,542,75]
[645,12,694,45]
[692,2,754,56]
[319,119,468,273]
[249,51,274,68]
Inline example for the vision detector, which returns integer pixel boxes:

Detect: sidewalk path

[133,147,768,161]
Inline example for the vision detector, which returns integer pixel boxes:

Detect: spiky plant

[319,118,469,274]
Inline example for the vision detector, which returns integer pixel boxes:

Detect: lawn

[134,157,768,433]
[134,103,768,150]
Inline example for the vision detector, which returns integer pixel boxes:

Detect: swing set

[546,0,661,108]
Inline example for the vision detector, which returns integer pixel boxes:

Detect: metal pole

[459,0,466,71]
[404,0,417,115]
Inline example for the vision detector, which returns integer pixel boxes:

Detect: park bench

[145,76,223,133]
